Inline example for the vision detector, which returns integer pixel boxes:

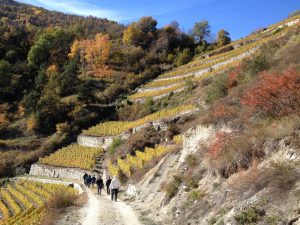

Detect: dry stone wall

[29,163,91,181]
[77,135,116,149]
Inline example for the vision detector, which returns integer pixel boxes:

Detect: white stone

[126,184,138,197]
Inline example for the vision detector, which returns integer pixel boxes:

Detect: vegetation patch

[83,105,195,136]
[234,206,265,224]
[39,144,102,170]
[0,180,78,225]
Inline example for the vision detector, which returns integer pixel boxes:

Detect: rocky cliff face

[124,123,300,225]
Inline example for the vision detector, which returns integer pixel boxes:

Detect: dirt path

[20,176,143,225]
[80,187,142,225]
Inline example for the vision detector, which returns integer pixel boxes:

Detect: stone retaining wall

[137,83,182,93]
[77,135,116,149]
[29,163,91,181]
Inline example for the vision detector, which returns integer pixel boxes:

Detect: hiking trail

[57,185,142,225]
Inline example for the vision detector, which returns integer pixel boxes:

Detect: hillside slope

[0,1,300,224]
[119,20,300,225]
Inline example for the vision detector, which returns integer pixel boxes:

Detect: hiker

[86,174,92,188]
[83,173,88,186]
[109,176,120,202]
[91,175,96,188]
[96,176,104,195]
[106,177,112,194]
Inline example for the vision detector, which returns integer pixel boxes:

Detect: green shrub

[266,215,280,225]
[175,48,193,66]
[188,190,205,201]
[166,175,182,199]
[268,161,298,191]
[205,73,228,104]
[184,79,196,92]
[185,154,198,167]
[237,53,271,84]
[208,217,217,225]
[109,137,123,154]
[186,178,199,190]
[234,206,265,224]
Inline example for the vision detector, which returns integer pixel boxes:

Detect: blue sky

[17,0,300,40]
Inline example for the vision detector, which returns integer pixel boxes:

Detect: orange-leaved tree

[69,33,112,77]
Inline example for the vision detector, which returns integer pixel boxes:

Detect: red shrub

[241,68,300,117]
[213,102,237,119]
[207,132,232,159]
[227,66,242,89]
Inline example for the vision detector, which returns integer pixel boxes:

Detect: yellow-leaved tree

[122,24,143,46]
[69,33,112,77]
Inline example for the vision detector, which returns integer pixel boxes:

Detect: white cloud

[17,0,133,21]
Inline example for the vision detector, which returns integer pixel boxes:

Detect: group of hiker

[83,173,120,201]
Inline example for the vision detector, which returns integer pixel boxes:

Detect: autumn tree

[217,29,231,46]
[69,33,112,77]
[123,17,157,49]
[123,23,143,46]
[136,16,157,33]
[193,19,211,44]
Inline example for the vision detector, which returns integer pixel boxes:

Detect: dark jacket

[106,178,112,187]
[96,178,104,188]
[83,173,88,180]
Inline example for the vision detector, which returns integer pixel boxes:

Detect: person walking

[86,174,92,188]
[83,173,88,186]
[106,177,112,194]
[96,176,104,195]
[91,175,96,188]
[109,176,120,202]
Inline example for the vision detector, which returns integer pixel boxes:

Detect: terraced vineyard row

[129,59,242,101]
[83,104,195,136]
[202,14,300,60]
[108,145,172,177]
[151,24,289,81]
[130,21,299,101]
[39,144,102,171]
[0,180,77,225]
[130,83,185,101]
[143,74,194,88]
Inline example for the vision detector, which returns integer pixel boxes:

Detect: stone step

[94,165,103,170]
[95,159,103,162]
[95,156,104,159]
[93,168,103,173]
